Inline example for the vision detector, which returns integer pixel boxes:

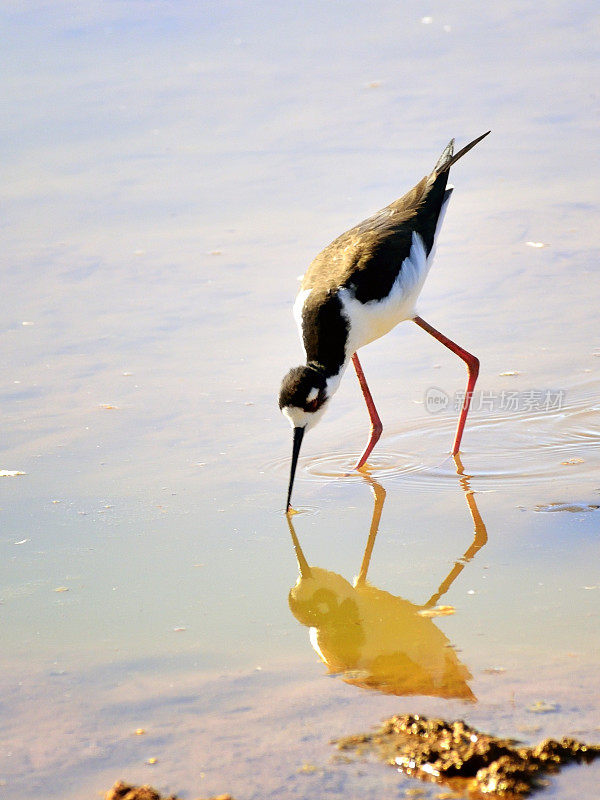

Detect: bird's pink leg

[413,315,479,454]
[351,352,383,470]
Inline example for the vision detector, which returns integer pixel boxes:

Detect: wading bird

[279,132,490,511]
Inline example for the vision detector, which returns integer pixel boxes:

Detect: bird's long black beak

[286,426,305,512]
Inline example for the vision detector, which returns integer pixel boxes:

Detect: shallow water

[2,2,599,799]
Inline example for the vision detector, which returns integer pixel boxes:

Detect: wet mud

[333,713,600,797]
[105,782,235,800]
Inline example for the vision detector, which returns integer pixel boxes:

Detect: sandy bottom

[2,653,599,800]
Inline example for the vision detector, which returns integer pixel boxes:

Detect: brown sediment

[333,713,600,797]
[105,782,235,800]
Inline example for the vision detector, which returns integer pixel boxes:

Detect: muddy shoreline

[104,711,600,800]
[335,713,600,797]
[106,783,235,800]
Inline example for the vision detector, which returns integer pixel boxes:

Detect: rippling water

[265,386,600,492]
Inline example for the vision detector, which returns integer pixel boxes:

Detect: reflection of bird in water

[278,133,490,510]
[287,456,487,701]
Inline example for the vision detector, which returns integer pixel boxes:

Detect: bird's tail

[434,131,490,175]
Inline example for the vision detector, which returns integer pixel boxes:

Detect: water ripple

[264,393,600,492]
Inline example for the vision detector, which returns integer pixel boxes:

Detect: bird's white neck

[325,366,345,400]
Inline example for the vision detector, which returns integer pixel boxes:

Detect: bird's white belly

[341,231,432,355]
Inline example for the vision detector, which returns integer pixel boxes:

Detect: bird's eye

[307,397,319,412]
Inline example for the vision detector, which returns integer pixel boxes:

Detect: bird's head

[279,364,330,511]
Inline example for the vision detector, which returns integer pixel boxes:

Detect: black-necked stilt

[280,132,490,511]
